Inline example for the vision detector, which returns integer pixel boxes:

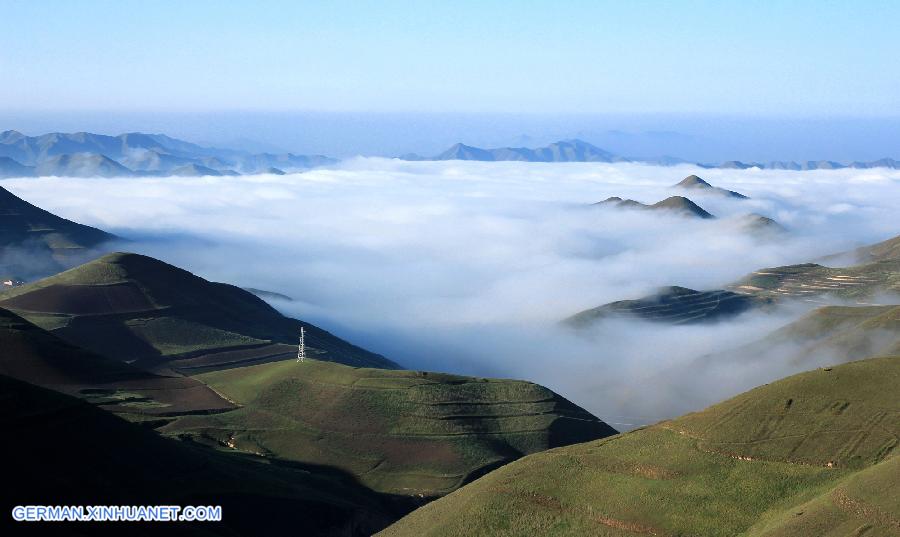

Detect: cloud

[2,161,898,427]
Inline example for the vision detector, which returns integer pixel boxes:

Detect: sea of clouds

[3,160,898,428]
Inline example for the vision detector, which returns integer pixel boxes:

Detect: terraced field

[570,234,900,329]
[0,373,396,537]
[0,306,234,415]
[379,355,900,536]
[162,359,616,498]
[566,286,767,326]
[0,252,397,372]
[731,260,900,304]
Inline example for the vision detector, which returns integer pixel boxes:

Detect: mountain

[0,130,336,177]
[34,153,134,177]
[162,358,617,499]
[0,156,34,178]
[432,139,624,163]
[735,213,786,234]
[0,373,395,536]
[673,174,749,199]
[0,185,116,278]
[379,353,900,536]
[651,196,715,218]
[0,252,397,372]
[0,307,233,415]
[596,195,715,219]
[566,286,767,327]
[167,163,227,177]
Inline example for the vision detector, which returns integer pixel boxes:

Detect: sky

[3,161,898,426]
[2,0,900,116]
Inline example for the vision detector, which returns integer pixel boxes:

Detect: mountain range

[0,130,336,177]
[407,139,900,169]
[3,131,900,177]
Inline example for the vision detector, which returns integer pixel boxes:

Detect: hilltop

[162,359,616,499]
[0,373,395,536]
[379,354,900,536]
[0,252,397,372]
[566,286,767,327]
[596,195,715,219]
[673,174,749,198]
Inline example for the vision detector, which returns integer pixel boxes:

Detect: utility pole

[297,326,306,362]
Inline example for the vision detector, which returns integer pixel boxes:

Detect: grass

[378,354,900,536]
[162,359,616,498]
[0,252,398,370]
[0,373,396,536]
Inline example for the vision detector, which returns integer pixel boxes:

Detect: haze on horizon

[3,1,900,160]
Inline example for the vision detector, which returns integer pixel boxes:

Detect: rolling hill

[379,354,900,536]
[566,286,768,327]
[161,358,617,499]
[0,373,395,537]
[0,306,233,415]
[572,233,900,329]
[0,252,397,372]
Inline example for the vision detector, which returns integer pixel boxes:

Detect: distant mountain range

[0,130,336,178]
[405,139,900,169]
[3,131,900,178]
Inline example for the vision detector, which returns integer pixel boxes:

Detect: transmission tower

[297,326,306,362]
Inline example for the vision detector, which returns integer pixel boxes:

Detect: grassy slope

[0,252,397,370]
[162,359,616,498]
[0,373,395,537]
[0,306,233,415]
[749,304,900,365]
[731,259,900,302]
[566,286,765,326]
[0,185,114,251]
[379,355,900,536]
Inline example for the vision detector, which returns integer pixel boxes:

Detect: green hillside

[0,373,395,536]
[749,304,900,365]
[0,185,115,278]
[566,285,768,326]
[162,359,616,498]
[731,259,900,303]
[0,306,233,416]
[0,252,397,372]
[379,355,900,536]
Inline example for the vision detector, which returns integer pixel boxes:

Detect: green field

[162,359,616,498]
[0,252,397,371]
[0,373,396,536]
[379,354,900,536]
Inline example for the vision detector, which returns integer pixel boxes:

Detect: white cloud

[2,160,898,427]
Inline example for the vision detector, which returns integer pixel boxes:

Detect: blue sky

[3,0,899,116]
